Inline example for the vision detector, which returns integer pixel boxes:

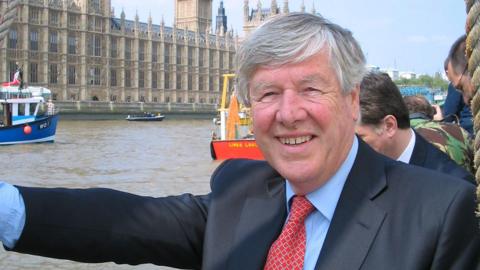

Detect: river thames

[0,116,222,269]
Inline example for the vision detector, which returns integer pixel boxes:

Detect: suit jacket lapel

[315,140,388,270]
[226,176,287,269]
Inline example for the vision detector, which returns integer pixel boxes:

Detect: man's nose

[276,90,307,128]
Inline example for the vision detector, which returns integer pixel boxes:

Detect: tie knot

[289,196,314,223]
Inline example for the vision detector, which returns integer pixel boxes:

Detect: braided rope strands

[465,0,480,212]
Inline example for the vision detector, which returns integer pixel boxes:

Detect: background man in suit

[355,72,474,183]
[446,35,475,112]
[0,13,478,270]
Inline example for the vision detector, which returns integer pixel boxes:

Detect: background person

[356,71,474,183]
[46,99,55,116]
[445,35,476,127]
[404,95,474,174]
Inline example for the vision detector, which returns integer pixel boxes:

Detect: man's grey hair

[236,12,367,105]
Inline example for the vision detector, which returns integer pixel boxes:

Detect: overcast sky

[111,0,467,76]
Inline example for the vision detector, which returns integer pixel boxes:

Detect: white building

[399,71,416,80]
[383,69,399,81]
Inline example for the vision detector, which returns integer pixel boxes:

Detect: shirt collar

[396,128,415,163]
[286,136,358,221]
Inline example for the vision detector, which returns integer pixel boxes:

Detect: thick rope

[465,0,480,214]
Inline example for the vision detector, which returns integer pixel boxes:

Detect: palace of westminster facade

[0,0,307,104]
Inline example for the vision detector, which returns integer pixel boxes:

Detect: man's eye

[258,92,277,102]
[305,87,323,94]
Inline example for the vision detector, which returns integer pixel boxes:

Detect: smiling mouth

[279,135,313,145]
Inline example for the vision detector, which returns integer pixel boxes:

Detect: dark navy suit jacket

[443,83,473,135]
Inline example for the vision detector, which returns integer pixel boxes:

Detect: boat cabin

[0,86,51,127]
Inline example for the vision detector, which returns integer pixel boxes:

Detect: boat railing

[0,91,32,99]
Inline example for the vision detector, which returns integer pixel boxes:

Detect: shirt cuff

[0,182,26,249]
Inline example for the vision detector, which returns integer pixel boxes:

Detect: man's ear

[348,86,360,121]
[383,115,398,138]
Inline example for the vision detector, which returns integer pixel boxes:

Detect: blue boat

[0,86,58,145]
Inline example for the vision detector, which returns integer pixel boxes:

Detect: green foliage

[394,74,449,92]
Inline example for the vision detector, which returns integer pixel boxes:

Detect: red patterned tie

[264,196,315,270]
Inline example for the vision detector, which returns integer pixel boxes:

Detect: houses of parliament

[0,0,311,106]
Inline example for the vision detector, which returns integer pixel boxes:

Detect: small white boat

[125,112,165,121]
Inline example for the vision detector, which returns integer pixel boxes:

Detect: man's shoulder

[412,132,474,182]
[415,121,470,143]
[210,159,282,194]
[384,161,475,197]
[414,123,473,168]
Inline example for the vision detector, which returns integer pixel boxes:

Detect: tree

[394,74,448,92]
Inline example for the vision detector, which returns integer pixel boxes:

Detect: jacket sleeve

[442,83,463,119]
[12,186,209,269]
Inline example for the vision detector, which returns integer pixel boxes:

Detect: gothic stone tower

[175,0,212,32]
[243,0,282,37]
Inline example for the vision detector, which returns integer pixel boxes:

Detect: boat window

[30,103,37,116]
[37,103,46,116]
[18,103,25,116]
[0,105,4,126]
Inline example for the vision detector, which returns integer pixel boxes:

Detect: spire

[216,0,228,34]
[160,15,165,38]
[301,0,305,13]
[120,8,125,31]
[283,0,289,13]
[256,1,262,20]
[244,0,250,21]
[271,0,278,15]
[311,1,316,14]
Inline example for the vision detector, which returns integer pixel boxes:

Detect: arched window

[8,29,17,49]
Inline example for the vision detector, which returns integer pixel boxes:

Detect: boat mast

[219,74,235,140]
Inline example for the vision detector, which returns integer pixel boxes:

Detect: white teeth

[280,136,312,145]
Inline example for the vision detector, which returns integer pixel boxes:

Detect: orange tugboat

[210,74,264,160]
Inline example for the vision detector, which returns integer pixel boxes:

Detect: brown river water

[0,117,222,269]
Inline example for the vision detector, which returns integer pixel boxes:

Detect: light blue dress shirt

[285,136,358,269]
[0,182,26,249]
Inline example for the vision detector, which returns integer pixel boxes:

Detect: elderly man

[355,71,474,184]
[0,13,478,270]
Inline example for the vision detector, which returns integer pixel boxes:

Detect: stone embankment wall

[55,101,218,115]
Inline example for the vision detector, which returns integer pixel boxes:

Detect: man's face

[249,51,359,195]
[447,62,473,104]
[355,123,390,156]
